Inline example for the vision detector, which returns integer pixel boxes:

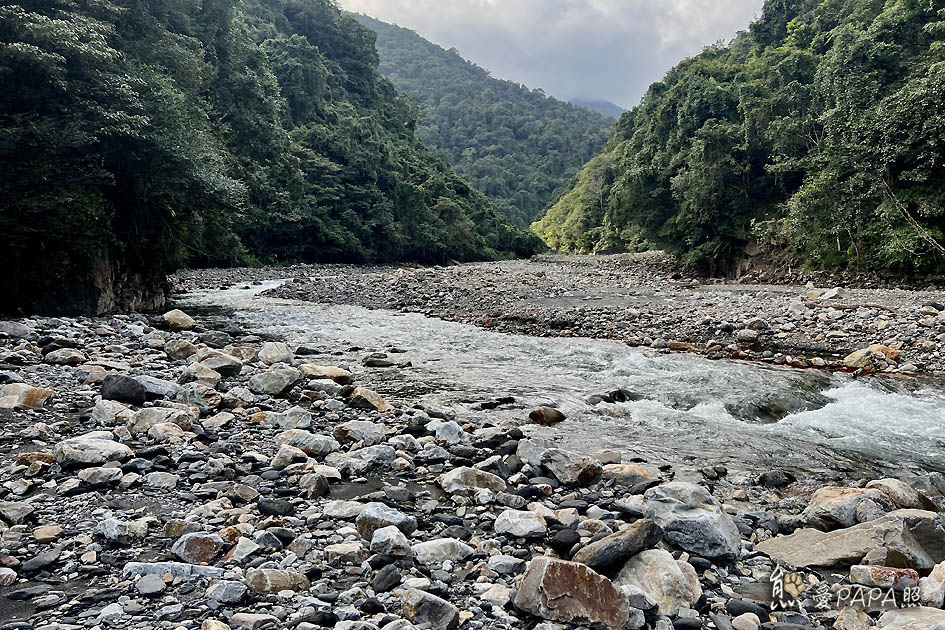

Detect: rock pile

[1,306,944,630]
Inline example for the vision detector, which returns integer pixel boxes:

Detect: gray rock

[122,561,225,580]
[615,549,702,617]
[356,502,418,540]
[494,509,547,538]
[412,538,474,565]
[571,519,662,572]
[206,580,247,603]
[135,573,166,595]
[54,433,133,466]
[541,448,602,486]
[402,588,460,630]
[643,482,741,559]
[249,367,302,395]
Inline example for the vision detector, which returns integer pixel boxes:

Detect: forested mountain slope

[0,0,537,315]
[534,0,945,274]
[352,13,615,228]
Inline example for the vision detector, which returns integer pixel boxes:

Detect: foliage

[352,13,615,228]
[535,0,945,273]
[0,0,538,314]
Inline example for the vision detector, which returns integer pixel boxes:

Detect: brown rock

[348,387,390,412]
[513,556,629,628]
[245,568,309,594]
[528,406,566,425]
[756,515,934,569]
[32,525,64,543]
[299,364,354,385]
[15,452,54,466]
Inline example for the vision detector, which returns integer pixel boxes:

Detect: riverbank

[173,254,945,379]
[3,293,945,629]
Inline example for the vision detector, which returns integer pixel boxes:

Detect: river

[179,280,945,484]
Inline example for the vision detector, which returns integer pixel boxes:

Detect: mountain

[352,13,615,228]
[571,99,626,119]
[534,0,945,274]
[0,0,538,315]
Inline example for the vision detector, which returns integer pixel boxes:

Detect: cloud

[339,0,764,108]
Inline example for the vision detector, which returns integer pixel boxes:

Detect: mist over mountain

[352,13,615,228]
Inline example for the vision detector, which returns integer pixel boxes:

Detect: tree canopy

[352,13,615,228]
[0,0,539,314]
[534,0,945,274]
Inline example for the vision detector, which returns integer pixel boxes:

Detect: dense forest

[534,0,945,274]
[352,14,616,228]
[0,0,538,314]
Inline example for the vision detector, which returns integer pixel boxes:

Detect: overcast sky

[339,0,764,108]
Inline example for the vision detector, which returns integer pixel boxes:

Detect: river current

[180,280,945,482]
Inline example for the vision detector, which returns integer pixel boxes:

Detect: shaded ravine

[179,281,945,482]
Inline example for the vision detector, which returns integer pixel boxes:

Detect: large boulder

[162,309,196,331]
[402,589,459,630]
[801,486,894,528]
[258,342,292,365]
[54,432,133,466]
[643,482,741,559]
[439,467,506,495]
[513,556,629,628]
[248,368,302,396]
[876,607,945,630]
[615,549,702,617]
[541,449,603,487]
[101,374,147,406]
[245,569,309,594]
[756,515,935,569]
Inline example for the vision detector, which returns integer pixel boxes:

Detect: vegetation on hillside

[534,0,945,274]
[352,13,615,228]
[0,0,538,314]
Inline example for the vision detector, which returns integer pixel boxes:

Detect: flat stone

[54,433,133,466]
[122,561,225,580]
[348,387,391,412]
[276,429,340,455]
[245,568,309,594]
[206,580,247,603]
[0,383,54,409]
[300,363,354,385]
[755,515,934,569]
[135,573,166,595]
[412,538,474,565]
[494,509,547,538]
[514,556,629,628]
[876,607,945,630]
[32,525,64,543]
[439,467,507,495]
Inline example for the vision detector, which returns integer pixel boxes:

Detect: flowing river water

[180,280,945,485]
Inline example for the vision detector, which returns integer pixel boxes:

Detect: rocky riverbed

[173,254,945,379]
[2,275,945,630]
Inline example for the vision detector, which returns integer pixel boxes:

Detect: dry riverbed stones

[2,300,945,630]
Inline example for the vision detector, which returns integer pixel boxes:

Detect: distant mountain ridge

[571,98,625,119]
[352,13,615,228]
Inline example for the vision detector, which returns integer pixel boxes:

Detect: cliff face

[3,249,167,316]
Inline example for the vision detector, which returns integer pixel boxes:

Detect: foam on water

[181,280,945,473]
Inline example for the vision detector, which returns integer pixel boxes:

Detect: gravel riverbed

[174,254,945,379]
[1,259,945,630]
